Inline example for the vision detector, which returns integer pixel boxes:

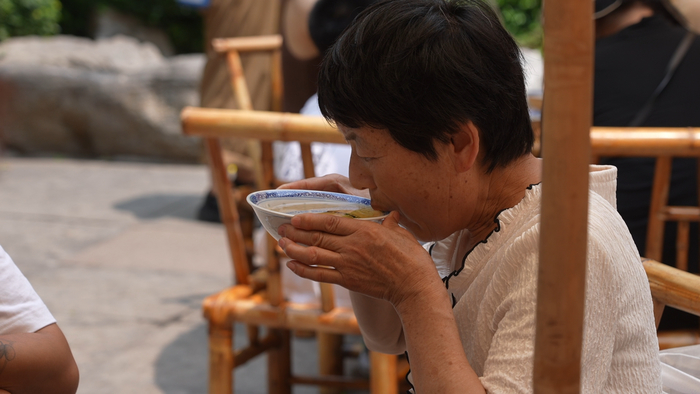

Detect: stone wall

[0,35,205,162]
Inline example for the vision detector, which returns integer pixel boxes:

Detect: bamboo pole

[533,0,593,392]
[590,127,700,156]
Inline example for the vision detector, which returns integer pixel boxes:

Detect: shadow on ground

[154,321,370,394]
[114,193,204,221]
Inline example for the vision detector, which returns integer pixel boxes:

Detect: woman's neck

[464,155,542,246]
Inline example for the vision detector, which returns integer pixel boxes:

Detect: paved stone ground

[0,156,366,394]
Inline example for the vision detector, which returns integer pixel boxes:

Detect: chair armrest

[643,258,700,317]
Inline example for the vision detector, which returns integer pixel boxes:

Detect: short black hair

[308,0,378,55]
[317,0,534,172]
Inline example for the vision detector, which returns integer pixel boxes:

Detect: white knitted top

[420,165,662,393]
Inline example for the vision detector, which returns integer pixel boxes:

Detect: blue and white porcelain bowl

[246,189,389,240]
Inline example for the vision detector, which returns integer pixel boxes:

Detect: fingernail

[278,238,286,248]
[278,226,286,237]
[286,261,296,272]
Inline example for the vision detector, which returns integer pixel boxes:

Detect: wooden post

[533,0,594,392]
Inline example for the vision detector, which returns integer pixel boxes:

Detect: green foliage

[0,0,62,41]
[496,0,542,48]
[59,0,203,54]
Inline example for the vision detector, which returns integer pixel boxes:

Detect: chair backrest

[206,35,327,307]
[590,127,700,270]
[213,34,317,187]
[184,107,347,312]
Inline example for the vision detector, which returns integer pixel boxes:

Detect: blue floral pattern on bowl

[246,189,388,240]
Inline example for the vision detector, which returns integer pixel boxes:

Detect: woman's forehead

[338,124,390,144]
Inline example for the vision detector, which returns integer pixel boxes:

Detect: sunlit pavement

[0,155,365,394]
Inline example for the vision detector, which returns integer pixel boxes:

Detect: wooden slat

[181,107,346,144]
[663,206,700,220]
[234,333,281,366]
[213,35,283,53]
[676,221,690,271]
[533,0,593,392]
[226,51,253,111]
[300,142,317,180]
[271,49,284,112]
[646,157,673,262]
[204,139,250,286]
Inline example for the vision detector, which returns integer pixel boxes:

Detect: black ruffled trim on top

[406,183,540,393]
[434,183,540,294]
[404,351,414,393]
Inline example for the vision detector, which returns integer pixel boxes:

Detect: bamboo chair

[213,35,358,394]
[644,258,700,349]
[182,106,404,394]
[590,127,700,271]
[591,127,700,349]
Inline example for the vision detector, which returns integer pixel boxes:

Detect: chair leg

[318,333,344,394]
[268,329,291,394]
[369,351,398,394]
[209,323,234,394]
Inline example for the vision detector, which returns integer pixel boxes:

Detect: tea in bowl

[246,189,389,241]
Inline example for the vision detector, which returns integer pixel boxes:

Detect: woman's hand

[278,174,370,199]
[278,211,440,307]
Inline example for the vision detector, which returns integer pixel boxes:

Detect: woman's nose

[348,152,375,191]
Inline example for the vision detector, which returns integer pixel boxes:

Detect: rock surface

[0,35,205,162]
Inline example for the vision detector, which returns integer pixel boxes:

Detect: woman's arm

[349,291,405,354]
[279,212,486,393]
[0,323,79,394]
[394,281,485,394]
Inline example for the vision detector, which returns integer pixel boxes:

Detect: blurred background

[0,1,542,393]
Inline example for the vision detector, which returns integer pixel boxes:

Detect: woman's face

[340,125,467,241]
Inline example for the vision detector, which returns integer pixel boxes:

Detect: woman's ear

[450,121,480,172]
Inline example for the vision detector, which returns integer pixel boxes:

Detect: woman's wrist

[392,276,449,317]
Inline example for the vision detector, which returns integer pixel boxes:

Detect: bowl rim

[246,189,387,219]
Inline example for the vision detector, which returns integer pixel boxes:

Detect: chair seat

[204,285,361,335]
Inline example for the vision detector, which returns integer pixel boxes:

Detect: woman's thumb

[382,211,401,227]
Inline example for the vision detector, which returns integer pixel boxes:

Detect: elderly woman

[278,0,662,392]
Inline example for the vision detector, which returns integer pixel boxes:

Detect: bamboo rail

[643,258,700,326]
[185,107,700,154]
[212,35,284,53]
[181,107,345,143]
[590,127,700,156]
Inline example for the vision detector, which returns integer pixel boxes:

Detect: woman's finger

[291,212,373,234]
[286,260,345,285]
[279,236,341,268]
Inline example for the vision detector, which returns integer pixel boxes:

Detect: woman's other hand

[278,211,441,308]
[278,174,370,199]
